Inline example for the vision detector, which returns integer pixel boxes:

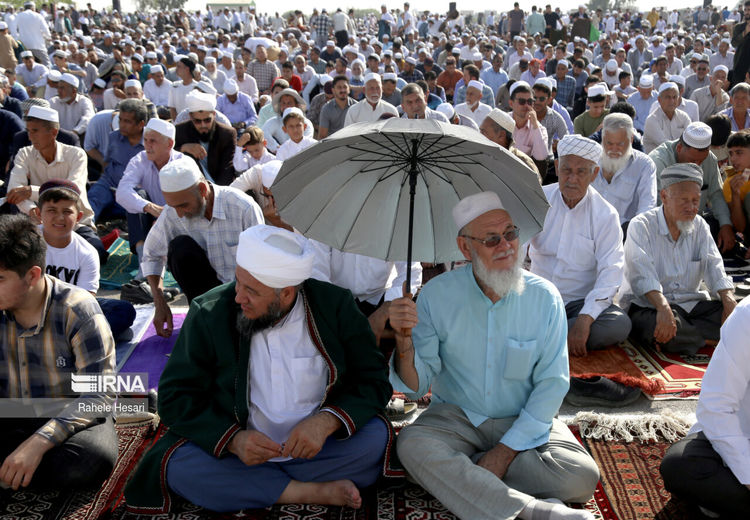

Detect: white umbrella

[272,118,548,289]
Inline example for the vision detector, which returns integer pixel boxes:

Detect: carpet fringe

[569,410,693,443]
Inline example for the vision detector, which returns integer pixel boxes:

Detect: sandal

[385,397,417,421]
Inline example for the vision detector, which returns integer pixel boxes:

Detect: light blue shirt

[552,99,574,133]
[216,92,258,127]
[628,90,658,132]
[390,266,569,451]
[480,67,509,99]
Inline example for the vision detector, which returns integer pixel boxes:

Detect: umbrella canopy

[272,118,549,267]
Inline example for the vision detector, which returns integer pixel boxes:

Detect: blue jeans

[88,178,126,222]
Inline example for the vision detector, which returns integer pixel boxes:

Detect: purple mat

[120,314,186,390]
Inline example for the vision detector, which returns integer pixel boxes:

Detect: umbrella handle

[401,283,413,338]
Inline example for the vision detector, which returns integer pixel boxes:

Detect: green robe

[124,279,401,513]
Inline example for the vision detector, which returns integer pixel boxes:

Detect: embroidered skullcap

[639,74,654,88]
[467,80,483,92]
[159,157,202,192]
[660,163,704,189]
[124,79,141,89]
[150,65,163,74]
[60,73,78,87]
[509,80,530,97]
[658,82,678,94]
[606,59,618,71]
[364,72,381,84]
[405,56,417,65]
[26,105,58,123]
[282,106,304,122]
[713,64,729,75]
[131,53,143,62]
[261,160,283,188]
[223,79,239,95]
[536,77,555,90]
[145,51,157,59]
[93,78,107,88]
[326,40,335,47]
[682,122,712,150]
[557,134,602,163]
[452,191,505,231]
[486,108,515,135]
[587,83,608,98]
[236,225,315,288]
[383,72,398,82]
[435,102,455,120]
[145,118,175,140]
[185,90,217,112]
[39,178,80,197]
[557,59,570,69]
[205,56,216,64]
[669,75,685,87]
[472,52,483,61]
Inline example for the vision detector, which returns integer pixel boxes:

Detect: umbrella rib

[419,162,454,184]
[377,133,414,159]
[415,134,447,158]
[416,138,462,159]
[419,160,473,178]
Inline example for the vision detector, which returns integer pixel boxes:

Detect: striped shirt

[247,60,279,93]
[0,276,115,445]
[141,184,264,282]
[620,207,733,312]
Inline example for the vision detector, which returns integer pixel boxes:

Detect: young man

[275,108,317,161]
[0,214,117,492]
[614,71,637,101]
[35,180,135,338]
[233,126,275,172]
[724,131,750,242]
[573,83,610,137]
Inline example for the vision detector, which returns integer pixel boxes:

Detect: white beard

[471,247,526,299]
[600,147,632,176]
[676,219,695,235]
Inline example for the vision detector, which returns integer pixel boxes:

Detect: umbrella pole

[405,139,419,295]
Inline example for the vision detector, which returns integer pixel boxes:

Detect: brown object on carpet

[569,345,665,395]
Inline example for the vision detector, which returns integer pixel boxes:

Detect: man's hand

[6,186,32,204]
[653,306,677,347]
[228,430,283,466]
[526,109,539,128]
[720,290,737,324]
[181,143,207,160]
[568,314,594,357]
[477,443,518,480]
[0,434,54,490]
[153,299,173,337]
[717,224,736,253]
[729,172,747,200]
[388,295,418,340]
[144,202,163,218]
[367,301,392,344]
[282,412,340,459]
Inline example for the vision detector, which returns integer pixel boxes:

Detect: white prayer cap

[93,78,107,88]
[20,50,33,59]
[435,102,455,120]
[467,80,483,92]
[383,49,393,57]
[535,77,555,90]
[405,56,417,65]
[713,64,729,75]
[26,105,59,123]
[557,134,602,163]
[145,51,157,59]
[124,79,141,89]
[557,59,570,69]
[682,122,712,150]
[223,79,239,95]
[452,191,505,231]
[282,106,304,122]
[509,80,530,97]
[660,163,704,189]
[150,65,164,74]
[364,72,381,84]
[472,52,483,61]
[587,83,608,98]
[205,56,216,64]
[159,157,202,193]
[669,75,686,87]
[236,225,315,289]
[222,51,233,59]
[261,160,283,188]
[45,72,60,83]
[486,108,515,135]
[394,52,403,60]
[319,74,333,85]
[606,59,618,71]
[53,49,69,59]
[639,74,654,88]
[326,40,335,47]
[658,82,679,94]
[185,90,217,112]
[0,22,8,30]
[60,73,78,87]
[145,118,175,140]
[383,72,398,82]
[131,53,144,63]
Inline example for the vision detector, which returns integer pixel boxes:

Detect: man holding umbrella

[388,192,599,520]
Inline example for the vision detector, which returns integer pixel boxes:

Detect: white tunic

[642,107,691,153]
[343,98,399,125]
[592,150,657,224]
[454,101,492,127]
[143,78,173,106]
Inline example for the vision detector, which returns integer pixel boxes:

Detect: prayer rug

[119,312,187,391]
[569,344,665,395]
[99,238,177,289]
[621,342,713,400]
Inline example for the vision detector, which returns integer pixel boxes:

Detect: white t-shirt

[44,231,100,293]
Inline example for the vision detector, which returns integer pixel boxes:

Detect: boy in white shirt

[233,126,275,172]
[274,107,318,161]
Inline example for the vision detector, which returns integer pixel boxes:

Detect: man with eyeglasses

[532,80,568,157]
[528,134,630,357]
[174,90,236,186]
[387,190,600,520]
[684,57,711,99]
[508,81,548,163]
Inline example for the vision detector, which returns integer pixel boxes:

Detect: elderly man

[719,82,750,131]
[318,75,356,139]
[400,83,449,121]
[116,119,183,267]
[247,45,279,96]
[388,191,599,520]
[0,215,116,492]
[49,72,94,137]
[628,74,657,134]
[174,90,236,186]
[529,135,631,356]
[650,122,735,253]
[216,79,257,130]
[643,83,692,154]
[343,73,399,125]
[454,80,491,127]
[125,225,394,513]
[684,57,711,99]
[620,163,736,354]
[660,294,750,517]
[261,87,314,153]
[508,82,548,165]
[142,65,171,107]
[479,108,540,181]
[690,65,730,123]
[592,113,657,227]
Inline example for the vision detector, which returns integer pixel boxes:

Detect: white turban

[236,225,315,288]
[261,160,283,188]
[557,134,602,163]
[186,90,217,113]
[452,191,505,231]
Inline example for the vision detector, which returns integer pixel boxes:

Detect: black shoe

[120,280,154,304]
[564,376,642,408]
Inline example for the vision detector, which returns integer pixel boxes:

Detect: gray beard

[470,248,526,299]
[676,219,695,235]
[600,147,632,175]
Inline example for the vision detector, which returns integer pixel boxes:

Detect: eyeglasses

[461,226,520,247]
[190,116,214,125]
[534,96,548,102]
[514,98,534,105]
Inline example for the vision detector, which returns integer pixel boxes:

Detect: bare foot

[278,479,362,508]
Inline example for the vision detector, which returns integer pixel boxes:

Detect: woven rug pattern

[100,238,177,289]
